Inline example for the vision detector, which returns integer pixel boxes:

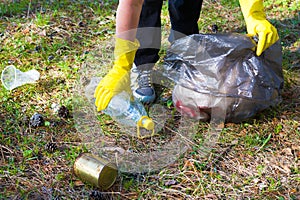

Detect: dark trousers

[134,0,203,70]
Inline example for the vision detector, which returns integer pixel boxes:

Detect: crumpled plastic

[163,33,283,122]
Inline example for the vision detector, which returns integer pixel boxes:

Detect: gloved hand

[94,38,139,111]
[239,0,279,56]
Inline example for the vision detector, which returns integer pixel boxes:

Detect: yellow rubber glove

[94,38,139,111]
[239,0,279,56]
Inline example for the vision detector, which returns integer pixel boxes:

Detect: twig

[0,144,14,154]
[0,148,4,163]
[157,187,194,199]
[27,0,32,18]
[204,141,237,171]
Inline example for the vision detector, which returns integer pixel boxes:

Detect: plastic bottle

[103,91,155,138]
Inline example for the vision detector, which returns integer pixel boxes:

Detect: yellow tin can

[73,153,118,190]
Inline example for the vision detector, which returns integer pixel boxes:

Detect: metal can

[73,153,118,190]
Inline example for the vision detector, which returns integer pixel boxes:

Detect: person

[94,0,279,112]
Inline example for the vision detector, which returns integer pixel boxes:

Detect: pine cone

[212,24,218,33]
[58,106,69,118]
[89,190,106,200]
[45,142,57,153]
[30,113,44,128]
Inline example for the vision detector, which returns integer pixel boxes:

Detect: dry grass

[0,0,299,199]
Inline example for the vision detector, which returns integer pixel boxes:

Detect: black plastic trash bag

[163,33,283,122]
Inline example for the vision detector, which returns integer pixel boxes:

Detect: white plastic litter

[1,65,40,90]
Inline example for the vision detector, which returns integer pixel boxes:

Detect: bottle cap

[138,116,154,130]
[136,116,155,139]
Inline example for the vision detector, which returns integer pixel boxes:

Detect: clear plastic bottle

[103,91,155,138]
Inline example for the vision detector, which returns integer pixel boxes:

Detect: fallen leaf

[22,27,30,34]
[38,30,47,37]
[74,180,85,187]
[281,165,291,174]
[281,148,293,156]
[183,159,193,169]
[164,180,177,186]
[204,194,218,199]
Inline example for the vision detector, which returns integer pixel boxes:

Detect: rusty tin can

[73,153,118,190]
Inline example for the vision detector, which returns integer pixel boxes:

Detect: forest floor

[0,0,299,199]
